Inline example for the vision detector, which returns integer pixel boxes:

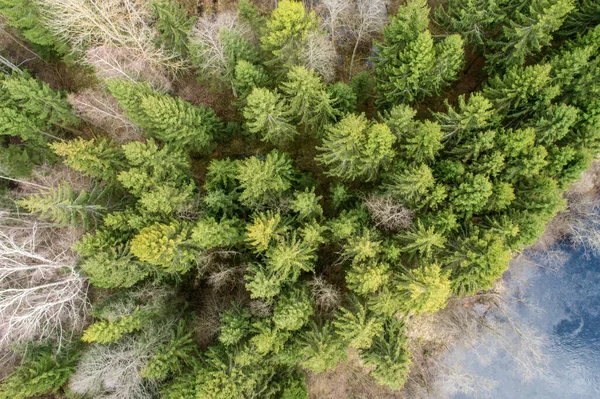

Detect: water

[434,245,600,399]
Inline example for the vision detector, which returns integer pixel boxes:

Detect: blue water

[437,245,600,399]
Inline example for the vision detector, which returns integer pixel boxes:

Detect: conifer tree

[246,211,290,253]
[243,88,297,144]
[290,188,323,220]
[18,184,110,229]
[397,264,451,315]
[0,345,79,399]
[261,0,318,65]
[81,310,146,344]
[233,60,269,100]
[487,0,574,69]
[298,321,346,373]
[385,163,436,206]
[433,93,496,139]
[265,234,317,282]
[272,288,313,331]
[316,113,396,181]
[327,82,358,120]
[346,260,391,296]
[219,306,252,346]
[374,0,464,106]
[279,66,335,134]
[108,80,222,151]
[236,150,295,207]
[360,318,411,390]
[191,217,243,249]
[78,244,150,288]
[397,222,447,260]
[51,138,124,180]
[333,298,383,349]
[130,222,194,273]
[449,173,493,216]
[151,0,196,57]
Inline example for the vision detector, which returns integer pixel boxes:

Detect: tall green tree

[243,88,297,144]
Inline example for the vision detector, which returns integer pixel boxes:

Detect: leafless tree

[309,276,342,314]
[68,320,176,399]
[37,0,184,89]
[321,0,352,47]
[364,194,414,232]
[189,11,253,94]
[347,0,387,76]
[302,31,338,82]
[67,89,143,143]
[0,214,89,352]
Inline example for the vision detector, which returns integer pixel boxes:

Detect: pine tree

[290,188,323,220]
[78,244,150,288]
[374,0,464,106]
[236,150,295,207]
[140,320,196,380]
[279,66,335,134]
[316,113,396,181]
[487,0,574,69]
[243,88,297,144]
[107,80,222,151]
[360,318,411,390]
[272,288,313,331]
[327,82,357,120]
[333,297,383,349]
[449,173,493,216]
[51,138,124,180]
[151,0,196,57]
[246,211,290,253]
[204,158,239,191]
[130,222,194,273]
[433,93,496,139]
[397,222,447,260]
[0,345,79,399]
[18,184,110,229]
[385,163,436,206]
[346,259,391,296]
[265,234,317,282]
[219,306,252,346]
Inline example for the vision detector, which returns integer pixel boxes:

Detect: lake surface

[433,245,600,399]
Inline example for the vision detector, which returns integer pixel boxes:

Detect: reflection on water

[433,246,600,399]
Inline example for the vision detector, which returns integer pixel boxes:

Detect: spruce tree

[51,138,124,180]
[397,264,451,315]
[243,88,297,144]
[130,222,194,273]
[333,298,383,349]
[374,0,464,106]
[151,0,196,57]
[316,113,396,181]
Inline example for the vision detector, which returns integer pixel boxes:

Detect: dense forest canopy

[0,0,599,397]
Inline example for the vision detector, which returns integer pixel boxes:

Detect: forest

[0,0,599,397]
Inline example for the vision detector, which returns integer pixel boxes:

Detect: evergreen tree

[18,183,111,229]
[130,222,194,273]
[0,345,79,399]
[233,60,269,100]
[433,93,496,139]
[51,138,124,180]
[272,288,313,331]
[243,88,297,144]
[298,321,346,373]
[449,173,493,216]
[346,259,391,296]
[151,0,196,57]
[327,82,357,120]
[279,66,335,134]
[81,310,146,344]
[333,298,383,349]
[78,244,150,288]
[236,150,295,207]
[374,0,464,106]
[191,217,243,249]
[246,211,289,253]
[316,113,396,181]
[219,306,252,346]
[290,188,323,220]
[487,0,574,69]
[397,222,447,260]
[265,234,317,282]
[385,163,436,206]
[397,264,451,315]
[107,80,222,151]
[360,318,411,390]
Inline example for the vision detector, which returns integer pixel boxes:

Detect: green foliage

[316,113,396,181]
[397,222,447,259]
[265,234,317,281]
[236,150,295,207]
[117,139,196,216]
[290,188,323,220]
[219,306,252,346]
[327,82,357,119]
[272,288,313,331]
[0,345,79,399]
[51,138,124,180]
[243,88,297,144]
[107,80,222,151]
[280,66,334,133]
[435,0,507,46]
[140,320,196,380]
[397,264,451,315]
[374,0,464,106]
[233,60,269,100]
[298,321,346,373]
[151,0,196,57]
[360,318,411,390]
[78,243,150,288]
[82,310,146,344]
[18,183,110,229]
[246,211,289,253]
[346,260,391,296]
[130,222,194,273]
[191,217,243,249]
[333,298,383,349]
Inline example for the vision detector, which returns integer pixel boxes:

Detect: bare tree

[302,31,338,83]
[189,11,253,93]
[321,0,352,47]
[67,89,144,143]
[0,214,89,352]
[37,0,184,89]
[347,0,387,76]
[309,276,342,314]
[364,194,414,232]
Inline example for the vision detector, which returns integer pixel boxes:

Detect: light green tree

[243,88,297,144]
[397,264,451,315]
[316,113,396,181]
[51,138,124,180]
[130,222,194,273]
[333,298,383,349]
[272,288,314,331]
